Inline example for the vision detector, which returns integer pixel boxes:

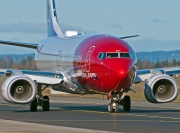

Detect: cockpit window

[98,52,130,60]
[98,53,103,59]
[98,52,106,60]
[120,53,130,58]
[107,53,119,58]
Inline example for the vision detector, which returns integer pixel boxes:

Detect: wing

[0,69,63,85]
[0,40,38,49]
[0,68,66,104]
[134,67,180,83]
[120,35,139,39]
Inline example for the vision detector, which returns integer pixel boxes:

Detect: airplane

[0,0,179,113]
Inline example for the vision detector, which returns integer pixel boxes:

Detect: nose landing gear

[108,102,119,113]
[108,92,131,113]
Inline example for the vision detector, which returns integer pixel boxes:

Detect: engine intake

[2,75,36,104]
[144,74,178,103]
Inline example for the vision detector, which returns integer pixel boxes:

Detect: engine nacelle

[1,75,36,104]
[144,74,178,103]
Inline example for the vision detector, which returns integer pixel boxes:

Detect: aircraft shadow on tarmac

[13,105,108,113]
[0,102,176,114]
[60,105,180,113]
[12,104,180,114]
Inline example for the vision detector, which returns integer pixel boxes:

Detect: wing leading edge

[120,35,139,39]
[134,67,180,83]
[0,40,38,49]
[0,69,63,85]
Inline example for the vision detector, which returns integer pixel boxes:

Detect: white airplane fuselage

[36,35,87,71]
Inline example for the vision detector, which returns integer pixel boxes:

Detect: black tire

[108,103,113,113]
[30,97,37,112]
[114,103,119,113]
[123,95,131,112]
[42,96,50,111]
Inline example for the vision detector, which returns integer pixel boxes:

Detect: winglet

[120,35,139,39]
[47,0,63,37]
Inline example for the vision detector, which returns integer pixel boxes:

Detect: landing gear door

[85,46,95,72]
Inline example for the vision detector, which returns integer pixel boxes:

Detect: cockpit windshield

[107,53,119,58]
[98,52,131,60]
[120,53,130,58]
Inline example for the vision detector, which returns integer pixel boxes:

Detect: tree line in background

[0,56,37,70]
[137,59,180,69]
[0,56,180,70]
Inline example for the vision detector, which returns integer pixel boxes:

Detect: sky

[0,0,180,54]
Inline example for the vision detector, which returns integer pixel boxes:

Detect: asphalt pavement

[0,96,180,133]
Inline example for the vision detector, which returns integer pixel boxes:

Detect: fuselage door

[56,50,63,68]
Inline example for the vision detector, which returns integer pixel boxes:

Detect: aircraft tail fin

[47,0,63,37]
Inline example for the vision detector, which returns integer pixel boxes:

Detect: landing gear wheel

[114,103,119,113]
[108,103,119,113]
[42,96,50,111]
[30,97,37,112]
[123,95,131,112]
[108,103,113,113]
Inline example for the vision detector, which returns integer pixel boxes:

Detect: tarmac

[0,96,180,133]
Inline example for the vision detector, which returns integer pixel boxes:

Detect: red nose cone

[108,58,134,92]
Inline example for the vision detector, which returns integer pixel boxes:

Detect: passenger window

[107,53,119,58]
[120,53,130,58]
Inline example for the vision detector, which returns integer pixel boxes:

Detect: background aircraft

[0,0,179,113]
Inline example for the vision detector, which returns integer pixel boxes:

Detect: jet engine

[144,74,178,103]
[1,75,36,104]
